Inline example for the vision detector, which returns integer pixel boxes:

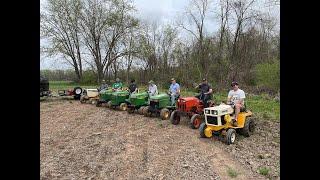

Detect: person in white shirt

[148,80,158,97]
[227,81,246,126]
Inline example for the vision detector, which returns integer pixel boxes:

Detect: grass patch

[258,167,270,176]
[227,167,239,178]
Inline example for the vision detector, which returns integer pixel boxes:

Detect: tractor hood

[130,92,148,99]
[100,89,113,94]
[204,104,234,116]
[149,93,169,100]
[178,96,200,102]
[112,90,129,96]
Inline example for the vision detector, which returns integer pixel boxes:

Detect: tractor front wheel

[199,123,207,138]
[160,108,170,120]
[170,110,181,125]
[106,101,112,108]
[138,106,145,115]
[226,129,236,145]
[239,117,256,137]
[120,103,128,111]
[127,107,135,114]
[190,114,202,129]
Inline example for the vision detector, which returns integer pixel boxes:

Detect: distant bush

[254,60,280,92]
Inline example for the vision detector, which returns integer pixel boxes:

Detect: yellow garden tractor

[199,103,256,145]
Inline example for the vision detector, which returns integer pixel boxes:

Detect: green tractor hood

[130,92,148,99]
[149,93,169,100]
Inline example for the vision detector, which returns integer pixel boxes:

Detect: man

[195,78,213,107]
[169,78,180,106]
[148,80,158,97]
[227,81,246,126]
[128,79,138,94]
[112,78,123,91]
[98,79,108,91]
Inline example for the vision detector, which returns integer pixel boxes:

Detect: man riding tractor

[199,81,255,144]
[170,78,214,129]
[112,78,123,92]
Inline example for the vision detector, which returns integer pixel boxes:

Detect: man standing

[227,81,246,126]
[128,79,138,94]
[169,78,180,106]
[99,79,108,91]
[112,78,123,91]
[196,78,213,107]
[148,80,158,97]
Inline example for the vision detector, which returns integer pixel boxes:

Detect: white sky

[40,0,279,70]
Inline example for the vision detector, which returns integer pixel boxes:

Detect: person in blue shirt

[168,78,180,106]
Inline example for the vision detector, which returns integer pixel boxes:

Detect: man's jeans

[171,94,179,106]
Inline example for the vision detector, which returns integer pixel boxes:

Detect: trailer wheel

[170,110,180,125]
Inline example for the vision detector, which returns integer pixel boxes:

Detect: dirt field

[40,99,279,179]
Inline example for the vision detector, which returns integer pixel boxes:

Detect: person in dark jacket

[195,78,213,107]
[128,79,138,94]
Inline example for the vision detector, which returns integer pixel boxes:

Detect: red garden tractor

[170,96,214,129]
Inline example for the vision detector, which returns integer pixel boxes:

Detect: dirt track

[40,99,279,179]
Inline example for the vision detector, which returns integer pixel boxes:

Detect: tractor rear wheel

[199,123,207,138]
[160,108,170,120]
[226,129,236,145]
[127,107,135,114]
[138,106,145,115]
[239,117,256,137]
[143,106,151,117]
[190,114,202,129]
[120,103,128,111]
[170,110,180,125]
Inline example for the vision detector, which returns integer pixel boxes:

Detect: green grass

[227,167,239,178]
[258,167,270,176]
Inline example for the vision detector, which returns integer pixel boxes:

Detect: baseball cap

[148,80,154,84]
[171,78,175,81]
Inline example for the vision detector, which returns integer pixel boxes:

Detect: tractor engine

[177,97,202,112]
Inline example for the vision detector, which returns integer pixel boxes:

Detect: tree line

[41,0,279,93]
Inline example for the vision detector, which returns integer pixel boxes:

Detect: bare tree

[41,0,84,82]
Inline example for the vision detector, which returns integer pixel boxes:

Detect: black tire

[199,123,207,138]
[73,87,83,95]
[190,114,202,129]
[80,96,86,103]
[74,95,80,100]
[239,117,256,137]
[138,106,145,115]
[127,107,135,114]
[160,108,170,120]
[120,103,128,111]
[96,101,101,107]
[170,110,181,125]
[226,129,236,145]
[143,106,151,117]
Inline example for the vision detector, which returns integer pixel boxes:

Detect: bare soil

[40,99,279,179]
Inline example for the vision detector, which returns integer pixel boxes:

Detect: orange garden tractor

[170,96,214,129]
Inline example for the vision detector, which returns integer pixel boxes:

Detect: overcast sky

[40,0,279,70]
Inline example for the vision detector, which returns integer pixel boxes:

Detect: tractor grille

[178,102,186,111]
[207,116,218,125]
[150,101,159,109]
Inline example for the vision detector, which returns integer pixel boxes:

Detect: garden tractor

[125,91,149,114]
[199,103,256,145]
[96,88,113,107]
[142,93,177,120]
[106,90,130,110]
[170,95,214,129]
[80,89,99,104]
